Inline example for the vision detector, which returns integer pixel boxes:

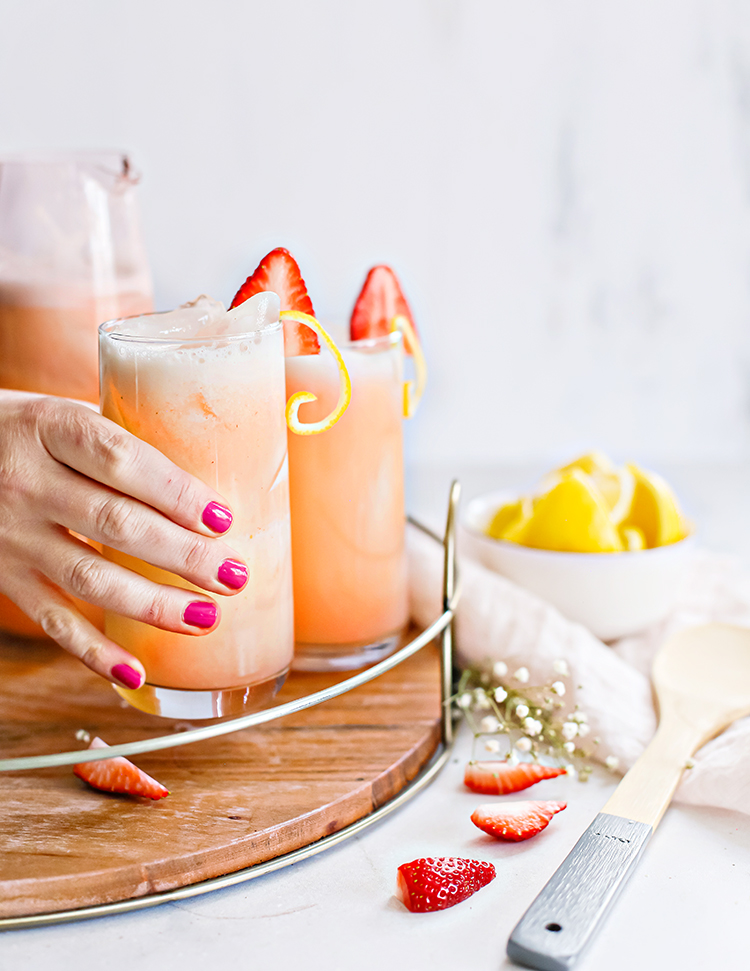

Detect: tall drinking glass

[0,150,153,637]
[99,294,293,719]
[285,331,409,670]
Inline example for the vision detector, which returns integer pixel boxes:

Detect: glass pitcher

[0,150,153,402]
[0,151,153,636]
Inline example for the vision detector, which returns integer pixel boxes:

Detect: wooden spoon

[507,623,750,971]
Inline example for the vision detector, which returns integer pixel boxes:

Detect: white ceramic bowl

[461,490,694,641]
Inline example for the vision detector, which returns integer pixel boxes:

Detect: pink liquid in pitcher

[0,283,152,638]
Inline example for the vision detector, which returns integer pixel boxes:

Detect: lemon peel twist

[282,310,352,435]
[390,313,427,418]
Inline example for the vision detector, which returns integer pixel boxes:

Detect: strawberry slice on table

[230,247,320,356]
[73,737,169,800]
[464,760,567,795]
[471,801,566,842]
[396,857,496,913]
[349,265,418,349]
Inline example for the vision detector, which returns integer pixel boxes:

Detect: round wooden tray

[0,488,460,928]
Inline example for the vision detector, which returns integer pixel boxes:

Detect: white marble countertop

[4,463,749,970]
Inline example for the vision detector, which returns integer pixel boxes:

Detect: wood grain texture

[0,629,441,918]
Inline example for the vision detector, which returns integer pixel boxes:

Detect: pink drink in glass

[99,294,293,719]
[285,330,408,670]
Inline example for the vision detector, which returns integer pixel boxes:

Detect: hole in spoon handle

[506,813,653,971]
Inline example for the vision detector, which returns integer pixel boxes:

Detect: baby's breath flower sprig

[452,659,598,781]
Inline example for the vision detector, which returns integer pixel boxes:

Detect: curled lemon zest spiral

[390,314,427,418]
[282,311,352,435]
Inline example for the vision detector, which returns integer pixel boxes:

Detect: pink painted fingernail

[202,501,233,534]
[218,559,248,590]
[111,663,143,690]
[184,601,218,629]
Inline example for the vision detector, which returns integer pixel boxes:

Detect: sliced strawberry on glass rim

[73,737,169,800]
[396,857,496,913]
[471,800,566,842]
[231,248,352,434]
[464,760,567,796]
[349,265,426,417]
[230,247,320,356]
[350,265,417,344]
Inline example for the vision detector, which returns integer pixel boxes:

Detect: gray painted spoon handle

[506,812,652,971]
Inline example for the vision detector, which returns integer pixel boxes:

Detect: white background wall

[2,0,750,469]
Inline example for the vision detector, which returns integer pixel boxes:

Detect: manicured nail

[111,663,143,690]
[218,558,248,590]
[202,501,233,534]
[184,601,218,629]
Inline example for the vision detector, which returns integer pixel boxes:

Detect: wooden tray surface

[0,630,441,918]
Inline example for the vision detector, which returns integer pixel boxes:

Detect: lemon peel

[282,311,352,435]
[391,313,427,418]
[620,525,646,551]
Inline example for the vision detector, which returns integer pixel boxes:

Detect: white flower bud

[515,737,532,753]
[551,681,566,696]
[565,763,577,778]
[562,721,578,741]
[514,666,530,683]
[515,703,530,720]
[457,692,473,709]
[474,689,492,710]
[494,686,508,704]
[493,661,508,678]
[572,711,588,723]
[563,741,576,754]
[480,715,500,733]
[553,659,570,677]
[523,717,543,736]
[484,739,501,753]
[605,755,620,771]
[576,723,590,737]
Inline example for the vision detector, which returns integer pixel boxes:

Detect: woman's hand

[0,390,249,690]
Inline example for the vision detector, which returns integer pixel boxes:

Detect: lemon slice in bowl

[520,470,624,553]
[486,497,534,543]
[620,463,688,547]
[556,452,634,526]
[281,310,352,435]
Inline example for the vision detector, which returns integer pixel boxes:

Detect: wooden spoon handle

[507,719,702,970]
[601,714,703,828]
[506,812,652,971]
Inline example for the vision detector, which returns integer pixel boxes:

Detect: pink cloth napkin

[408,524,750,816]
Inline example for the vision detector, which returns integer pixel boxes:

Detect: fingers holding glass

[29,396,236,537]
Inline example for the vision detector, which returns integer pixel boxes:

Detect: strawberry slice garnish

[349,265,418,350]
[230,247,320,356]
[464,760,567,795]
[471,801,566,842]
[73,737,169,800]
[396,857,496,913]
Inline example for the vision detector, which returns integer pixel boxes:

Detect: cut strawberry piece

[471,801,566,842]
[464,760,566,795]
[349,265,418,351]
[230,247,320,356]
[395,857,495,913]
[73,737,169,800]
